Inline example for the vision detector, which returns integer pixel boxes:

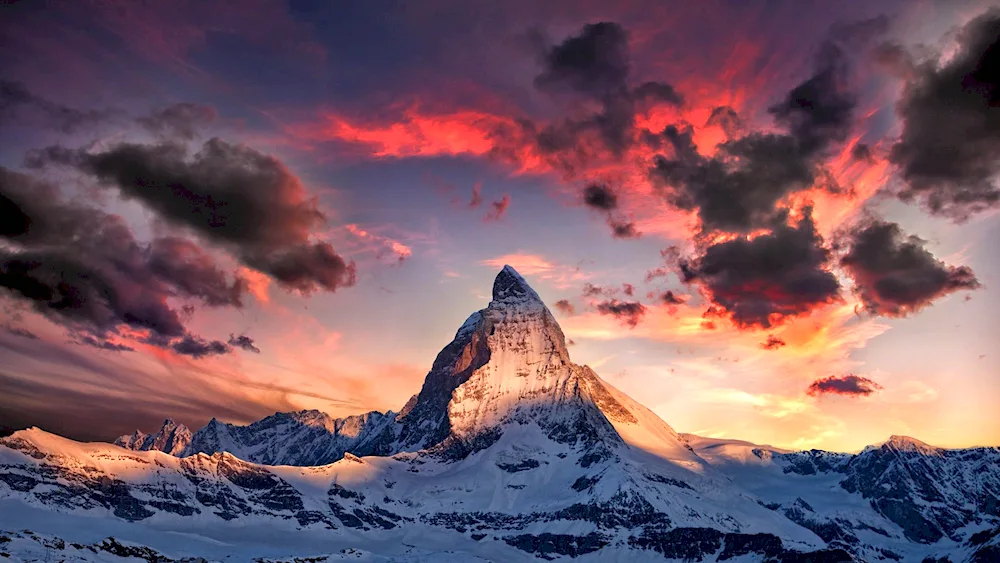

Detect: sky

[1,0,998,452]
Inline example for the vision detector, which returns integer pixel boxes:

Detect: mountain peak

[492,264,541,303]
[390,263,682,465]
[115,419,192,456]
[871,435,942,455]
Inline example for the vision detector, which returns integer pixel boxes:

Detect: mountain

[182,409,399,466]
[1,266,997,562]
[681,433,1000,562]
[114,418,192,455]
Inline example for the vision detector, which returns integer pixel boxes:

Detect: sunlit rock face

[181,409,399,466]
[398,265,628,462]
[114,418,191,456]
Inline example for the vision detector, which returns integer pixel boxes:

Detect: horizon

[2,0,999,454]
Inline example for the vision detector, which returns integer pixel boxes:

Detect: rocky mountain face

[838,437,1000,545]
[179,409,399,466]
[114,418,192,456]
[2,266,998,562]
[682,434,1000,563]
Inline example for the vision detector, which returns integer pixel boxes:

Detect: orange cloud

[237,267,272,305]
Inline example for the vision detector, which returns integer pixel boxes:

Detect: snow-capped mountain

[181,409,399,466]
[2,266,998,562]
[681,434,1000,562]
[114,418,192,456]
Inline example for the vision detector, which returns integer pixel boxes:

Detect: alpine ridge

[113,418,191,456]
[2,266,998,562]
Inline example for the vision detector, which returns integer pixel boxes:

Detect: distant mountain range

[2,266,997,562]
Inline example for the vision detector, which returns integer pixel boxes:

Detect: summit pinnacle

[492,264,542,302]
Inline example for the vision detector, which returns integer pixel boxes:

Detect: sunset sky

[1,0,998,452]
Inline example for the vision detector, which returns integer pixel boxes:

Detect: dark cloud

[679,209,841,329]
[0,166,243,354]
[705,106,744,138]
[632,81,684,107]
[622,283,635,297]
[0,82,214,142]
[1,168,246,309]
[767,38,859,156]
[136,102,217,140]
[595,299,646,328]
[260,242,357,293]
[761,335,786,350]
[534,22,630,99]
[650,20,882,235]
[839,219,980,317]
[22,145,82,170]
[484,194,510,221]
[469,181,483,208]
[580,183,638,238]
[582,283,608,297]
[583,183,618,210]
[553,299,576,315]
[608,217,641,239]
[534,22,681,156]
[872,42,916,78]
[228,334,261,354]
[661,291,685,305]
[1,250,189,340]
[171,335,231,358]
[807,374,882,397]
[33,138,356,294]
[652,125,823,234]
[4,325,38,340]
[889,8,1000,220]
[74,334,135,352]
[645,267,669,283]
[0,79,115,133]
[148,237,246,307]
[851,143,874,162]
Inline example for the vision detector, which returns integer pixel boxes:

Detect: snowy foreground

[2,267,998,562]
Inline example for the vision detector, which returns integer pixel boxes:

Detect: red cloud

[484,194,511,222]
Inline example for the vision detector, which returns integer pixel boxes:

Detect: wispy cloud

[344,224,414,264]
[481,253,591,289]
